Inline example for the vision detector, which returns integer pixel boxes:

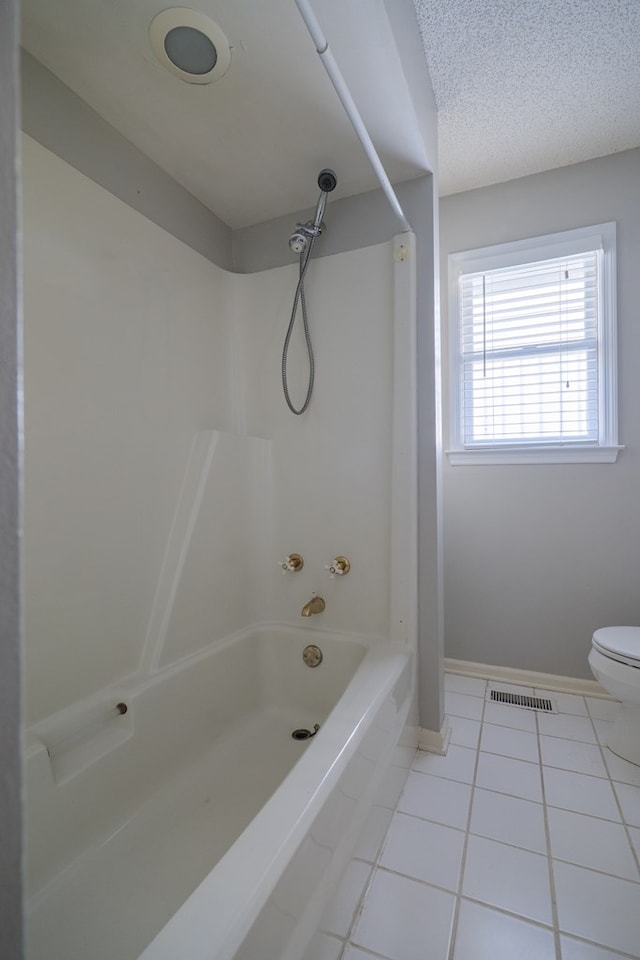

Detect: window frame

[447,223,622,465]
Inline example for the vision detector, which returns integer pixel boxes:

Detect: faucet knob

[325,556,351,578]
[279,553,304,574]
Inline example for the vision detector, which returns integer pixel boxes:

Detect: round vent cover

[149,9,231,84]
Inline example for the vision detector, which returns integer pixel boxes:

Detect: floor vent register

[488,689,556,713]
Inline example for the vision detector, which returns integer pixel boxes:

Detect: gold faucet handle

[326,556,351,578]
[279,553,304,573]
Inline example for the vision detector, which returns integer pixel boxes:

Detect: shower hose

[281,237,316,415]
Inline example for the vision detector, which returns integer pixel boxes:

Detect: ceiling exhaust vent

[149,9,231,84]
[488,689,556,713]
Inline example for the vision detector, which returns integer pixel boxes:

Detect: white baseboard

[418,715,452,755]
[444,657,611,699]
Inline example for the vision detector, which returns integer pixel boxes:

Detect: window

[448,223,621,464]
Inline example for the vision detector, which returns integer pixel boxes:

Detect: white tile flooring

[303,673,640,960]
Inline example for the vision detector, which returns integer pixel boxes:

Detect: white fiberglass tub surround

[24,141,419,960]
[26,626,412,960]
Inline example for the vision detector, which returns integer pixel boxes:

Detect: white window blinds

[460,251,599,447]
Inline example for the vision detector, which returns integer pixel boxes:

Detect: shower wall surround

[21,53,232,268]
[23,134,405,726]
[233,244,395,635]
[23,135,234,722]
[0,1,22,954]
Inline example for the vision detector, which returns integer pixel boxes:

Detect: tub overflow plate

[303,644,323,668]
[291,723,320,741]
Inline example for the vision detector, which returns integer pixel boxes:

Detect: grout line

[473,713,540,731]
[341,943,394,960]
[373,863,461,895]
[457,896,639,960]
[549,854,640,884]
[544,800,626,827]
[458,894,556,931]
[446,712,485,723]
[321,933,346,960]
[389,813,640,883]
[609,785,640,880]
[340,757,421,960]
[339,750,430,957]
[586,706,640,879]
[443,687,487,700]
[476,747,543,764]
[393,806,469,833]
[624,827,640,878]
[340,808,403,949]
[543,758,614,780]
[446,687,487,960]
[536,706,563,960]
[538,731,601,746]
[536,704,562,960]
[336,689,638,960]
[338,863,376,952]
[540,761,609,779]
[558,930,640,960]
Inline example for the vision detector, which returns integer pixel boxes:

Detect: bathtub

[26,625,414,960]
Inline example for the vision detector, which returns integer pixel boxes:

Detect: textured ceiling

[414,0,640,195]
[21,0,640,220]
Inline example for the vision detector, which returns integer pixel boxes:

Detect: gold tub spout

[301,595,325,617]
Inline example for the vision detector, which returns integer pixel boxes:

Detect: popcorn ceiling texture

[413,0,640,195]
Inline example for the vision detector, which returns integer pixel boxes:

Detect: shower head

[317,168,337,193]
[312,169,337,230]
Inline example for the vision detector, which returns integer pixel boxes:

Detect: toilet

[589,626,640,766]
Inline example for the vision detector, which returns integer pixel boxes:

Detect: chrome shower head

[317,168,337,193]
[312,169,337,228]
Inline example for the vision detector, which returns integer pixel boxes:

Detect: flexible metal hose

[282,236,316,415]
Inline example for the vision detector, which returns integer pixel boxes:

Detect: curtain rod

[294,0,413,234]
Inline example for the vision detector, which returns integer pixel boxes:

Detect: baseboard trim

[444,657,611,699]
[418,716,452,755]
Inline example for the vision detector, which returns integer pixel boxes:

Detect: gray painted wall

[0,0,23,955]
[440,149,640,679]
[22,52,233,270]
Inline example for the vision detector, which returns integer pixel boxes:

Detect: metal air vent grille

[489,690,555,712]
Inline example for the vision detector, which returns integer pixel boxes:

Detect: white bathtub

[26,625,413,960]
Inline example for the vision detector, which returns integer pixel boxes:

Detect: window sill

[446,445,624,465]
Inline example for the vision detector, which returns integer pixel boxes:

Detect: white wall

[24,136,404,728]
[22,53,232,269]
[0,0,23,953]
[233,174,443,733]
[23,136,238,722]
[440,149,640,679]
[236,243,395,637]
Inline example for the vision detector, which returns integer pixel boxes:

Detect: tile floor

[303,673,640,960]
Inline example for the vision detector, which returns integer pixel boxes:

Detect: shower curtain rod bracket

[294,0,412,234]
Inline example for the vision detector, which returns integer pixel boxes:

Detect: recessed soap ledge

[33,694,133,785]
